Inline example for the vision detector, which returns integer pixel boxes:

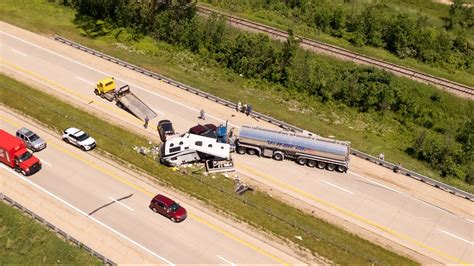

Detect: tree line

[66,0,473,184]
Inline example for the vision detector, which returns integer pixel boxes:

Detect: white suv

[62,127,96,151]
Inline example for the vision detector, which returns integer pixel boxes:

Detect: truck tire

[297,158,307,165]
[247,148,257,156]
[21,169,27,176]
[94,89,99,95]
[316,161,326,169]
[336,165,347,173]
[272,152,283,161]
[326,163,336,171]
[236,146,246,154]
[307,160,317,167]
[116,102,124,109]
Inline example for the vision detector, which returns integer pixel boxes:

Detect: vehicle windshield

[77,133,90,141]
[29,134,40,142]
[162,123,173,132]
[17,151,32,162]
[169,202,180,212]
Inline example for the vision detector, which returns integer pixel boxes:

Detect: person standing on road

[200,109,205,120]
[144,116,149,129]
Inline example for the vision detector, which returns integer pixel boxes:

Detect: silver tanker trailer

[235,126,351,172]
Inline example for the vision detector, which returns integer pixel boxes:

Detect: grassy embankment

[198,0,474,87]
[0,0,472,193]
[0,201,101,264]
[0,72,416,264]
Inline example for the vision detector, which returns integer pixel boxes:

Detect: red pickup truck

[0,129,42,176]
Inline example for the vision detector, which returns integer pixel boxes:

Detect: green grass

[0,0,472,194]
[0,73,416,264]
[0,201,102,264]
[197,1,474,87]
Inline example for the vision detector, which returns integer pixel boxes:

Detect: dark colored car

[149,194,187,223]
[157,120,175,142]
[189,123,217,138]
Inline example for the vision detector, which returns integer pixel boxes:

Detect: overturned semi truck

[235,126,351,172]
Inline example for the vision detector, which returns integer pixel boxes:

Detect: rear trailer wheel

[316,162,326,169]
[326,164,336,171]
[247,148,257,156]
[307,160,317,167]
[272,152,283,161]
[296,158,307,165]
[236,146,246,154]
[336,165,347,173]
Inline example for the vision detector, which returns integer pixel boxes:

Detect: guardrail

[197,6,474,99]
[0,193,116,265]
[53,35,473,201]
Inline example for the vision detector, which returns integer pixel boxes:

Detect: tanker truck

[235,126,350,172]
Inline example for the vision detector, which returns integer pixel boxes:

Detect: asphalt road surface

[0,109,304,264]
[1,23,472,264]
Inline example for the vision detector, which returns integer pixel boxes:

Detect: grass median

[0,201,102,265]
[0,74,416,264]
[1,0,472,194]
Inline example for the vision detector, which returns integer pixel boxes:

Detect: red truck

[0,129,42,176]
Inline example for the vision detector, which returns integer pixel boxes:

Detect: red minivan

[149,194,187,223]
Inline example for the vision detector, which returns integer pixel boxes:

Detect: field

[1,0,472,193]
[0,71,415,264]
[0,201,101,264]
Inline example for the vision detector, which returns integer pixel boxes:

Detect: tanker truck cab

[0,130,42,176]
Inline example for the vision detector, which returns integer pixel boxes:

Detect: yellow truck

[94,77,157,121]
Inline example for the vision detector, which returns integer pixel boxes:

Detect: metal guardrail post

[52,35,473,201]
[0,193,116,265]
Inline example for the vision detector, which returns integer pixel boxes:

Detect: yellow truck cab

[95,77,116,95]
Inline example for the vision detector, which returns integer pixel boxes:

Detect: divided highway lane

[1,27,473,264]
[0,111,303,265]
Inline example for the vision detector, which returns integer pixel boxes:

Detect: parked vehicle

[94,77,157,121]
[160,133,231,166]
[157,119,175,142]
[0,130,42,176]
[16,127,46,152]
[149,194,187,222]
[62,127,96,151]
[235,126,351,172]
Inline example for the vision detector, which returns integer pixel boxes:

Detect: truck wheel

[94,89,99,95]
[236,146,246,154]
[272,152,283,161]
[336,165,347,173]
[247,149,257,156]
[170,217,176,223]
[21,169,27,176]
[316,162,326,169]
[326,164,336,171]
[307,160,317,167]
[297,158,307,165]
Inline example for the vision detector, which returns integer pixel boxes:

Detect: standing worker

[200,109,205,120]
[246,104,252,116]
[144,116,149,129]
[236,102,242,112]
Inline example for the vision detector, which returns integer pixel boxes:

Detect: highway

[0,109,303,264]
[1,22,473,264]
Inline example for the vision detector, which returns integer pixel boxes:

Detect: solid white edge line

[1,32,239,129]
[108,196,134,211]
[438,229,474,245]
[151,108,165,115]
[37,158,52,167]
[348,171,402,194]
[323,181,354,195]
[11,49,27,56]
[0,164,174,265]
[216,255,236,266]
[75,76,95,85]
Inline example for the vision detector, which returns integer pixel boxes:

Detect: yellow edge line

[236,162,468,264]
[0,58,141,123]
[0,115,287,264]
